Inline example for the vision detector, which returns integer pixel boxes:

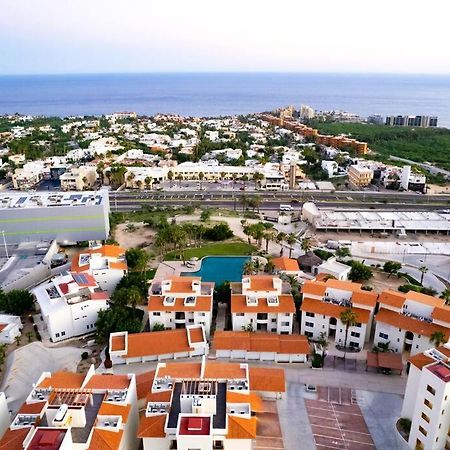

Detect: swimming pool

[181,256,250,286]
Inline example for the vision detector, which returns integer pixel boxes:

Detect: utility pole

[1,230,9,259]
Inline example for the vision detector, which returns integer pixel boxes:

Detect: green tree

[336,247,351,259]
[152,323,165,331]
[349,261,373,282]
[112,286,143,310]
[383,261,402,278]
[286,233,297,258]
[430,331,446,348]
[300,237,312,254]
[167,170,174,187]
[340,308,358,350]
[419,265,428,285]
[125,248,149,273]
[14,335,21,346]
[214,282,231,305]
[95,307,142,344]
[242,323,254,332]
[440,288,450,305]
[200,209,212,222]
[0,290,34,315]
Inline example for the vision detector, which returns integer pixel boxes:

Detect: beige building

[60,165,97,191]
[348,165,374,187]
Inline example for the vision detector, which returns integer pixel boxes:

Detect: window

[271,319,277,323]
[61,331,65,336]
[284,313,290,317]
[355,322,362,328]
[421,412,430,423]
[349,341,359,348]
[87,325,90,330]
[379,332,388,340]
[426,385,436,396]
[305,331,313,338]
[153,312,161,316]
[350,331,360,338]
[199,312,205,316]
[236,313,244,317]
[55,333,60,338]
[306,312,315,317]
[423,398,433,409]
[419,425,427,436]
[305,322,314,328]
[281,321,290,327]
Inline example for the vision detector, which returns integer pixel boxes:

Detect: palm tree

[276,232,287,256]
[263,229,276,253]
[241,174,249,188]
[198,172,205,189]
[340,308,358,351]
[430,331,446,348]
[243,260,255,275]
[220,171,226,181]
[136,180,143,190]
[300,237,312,254]
[167,170,174,187]
[440,288,450,305]
[286,233,297,258]
[144,176,153,190]
[419,265,428,285]
[82,176,89,190]
[177,174,183,186]
[240,195,248,212]
[126,172,135,188]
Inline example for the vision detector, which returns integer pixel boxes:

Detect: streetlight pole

[1,230,8,259]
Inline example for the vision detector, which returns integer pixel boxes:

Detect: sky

[1,0,450,75]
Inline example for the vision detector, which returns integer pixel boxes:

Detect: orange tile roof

[272,257,300,272]
[351,290,378,307]
[432,306,450,324]
[110,335,126,352]
[301,281,327,297]
[136,371,156,400]
[409,353,435,370]
[245,275,277,291]
[137,415,167,438]
[437,345,450,358]
[71,245,126,272]
[325,279,362,292]
[227,416,257,439]
[231,294,295,314]
[38,371,85,389]
[148,295,212,312]
[301,298,371,324]
[378,290,406,308]
[88,428,124,450]
[146,389,173,403]
[188,326,205,344]
[213,331,310,354]
[98,403,131,423]
[204,362,247,380]
[226,392,263,412]
[85,374,131,390]
[0,428,31,450]
[99,245,126,258]
[165,276,201,294]
[405,291,444,307]
[156,362,202,379]
[109,261,128,271]
[249,367,285,392]
[18,401,46,415]
[376,308,449,339]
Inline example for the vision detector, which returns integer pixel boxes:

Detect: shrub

[311,353,323,368]
[81,351,89,360]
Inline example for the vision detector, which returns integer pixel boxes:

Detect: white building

[315,257,352,281]
[402,344,450,449]
[71,244,127,294]
[374,290,450,356]
[32,271,109,343]
[0,314,22,344]
[0,366,139,450]
[321,160,338,178]
[230,276,296,334]
[60,165,97,191]
[12,161,45,190]
[88,137,122,155]
[109,326,208,365]
[138,358,285,450]
[148,277,214,337]
[300,279,378,349]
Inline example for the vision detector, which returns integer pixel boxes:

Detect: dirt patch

[366,270,404,291]
[114,222,156,249]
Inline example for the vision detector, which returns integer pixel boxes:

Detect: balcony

[257,313,268,321]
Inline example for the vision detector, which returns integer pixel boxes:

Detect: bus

[279,204,293,212]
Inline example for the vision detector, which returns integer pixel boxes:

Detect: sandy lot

[114,222,156,249]
[366,270,404,291]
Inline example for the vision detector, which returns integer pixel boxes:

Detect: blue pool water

[181,256,249,286]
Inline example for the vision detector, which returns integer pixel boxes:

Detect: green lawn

[164,241,256,260]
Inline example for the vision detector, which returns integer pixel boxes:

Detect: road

[390,155,450,178]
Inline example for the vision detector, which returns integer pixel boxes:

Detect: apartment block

[230,276,296,334]
[0,366,139,449]
[374,290,450,356]
[402,344,450,449]
[348,164,374,187]
[214,331,310,363]
[300,279,378,350]
[32,271,109,343]
[148,277,214,337]
[60,166,97,191]
[385,115,438,128]
[109,325,208,365]
[138,358,285,450]
[71,244,127,294]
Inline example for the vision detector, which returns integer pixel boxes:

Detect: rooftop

[427,362,450,382]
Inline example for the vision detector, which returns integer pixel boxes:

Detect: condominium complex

[348,164,374,187]
[0,190,110,244]
[374,290,450,356]
[0,367,139,449]
[385,115,438,128]
[402,344,450,449]
[109,326,208,365]
[32,271,109,342]
[230,276,296,334]
[148,277,214,337]
[300,279,378,350]
[71,244,127,294]
[138,358,285,449]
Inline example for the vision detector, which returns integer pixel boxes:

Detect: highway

[109,190,450,212]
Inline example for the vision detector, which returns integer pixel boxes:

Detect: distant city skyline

[1,0,450,75]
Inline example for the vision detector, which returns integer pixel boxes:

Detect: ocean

[0,73,449,127]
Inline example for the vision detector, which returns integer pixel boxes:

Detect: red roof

[179,416,210,435]
[27,429,67,450]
